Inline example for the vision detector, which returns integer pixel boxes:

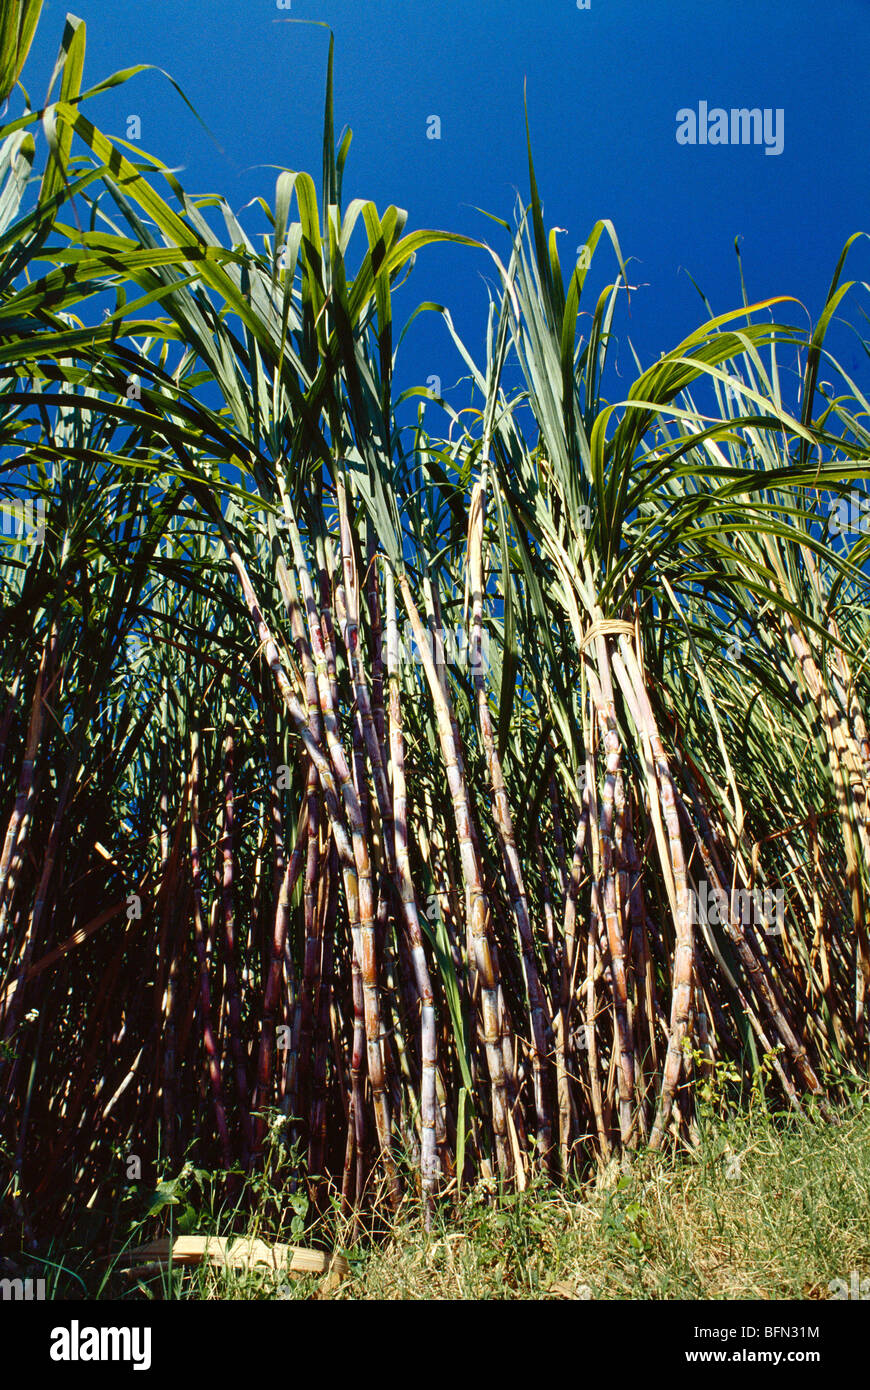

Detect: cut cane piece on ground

[119,1235,349,1283]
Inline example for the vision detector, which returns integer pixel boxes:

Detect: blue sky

[25,0,870,416]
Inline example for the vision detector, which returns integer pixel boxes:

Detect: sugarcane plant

[0,0,869,1261]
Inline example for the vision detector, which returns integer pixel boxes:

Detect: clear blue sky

[25,0,870,414]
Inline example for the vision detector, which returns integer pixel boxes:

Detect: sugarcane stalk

[398,571,512,1177]
[279,500,396,1177]
[384,564,439,1197]
[612,636,694,1151]
[467,479,553,1160]
[219,714,252,1163]
[215,518,397,1190]
[251,796,308,1156]
[585,635,636,1147]
[297,763,321,1135]
[189,727,233,1172]
[309,838,338,1179]
[0,627,55,939]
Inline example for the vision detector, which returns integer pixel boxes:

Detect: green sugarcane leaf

[0,0,41,105]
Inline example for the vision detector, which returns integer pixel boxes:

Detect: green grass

[326,1092,870,1301]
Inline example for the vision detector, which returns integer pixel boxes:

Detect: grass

[328,1089,870,1301]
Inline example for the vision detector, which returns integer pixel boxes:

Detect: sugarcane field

[1,0,869,1340]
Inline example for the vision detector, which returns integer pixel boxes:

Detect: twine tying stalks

[578,619,635,651]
